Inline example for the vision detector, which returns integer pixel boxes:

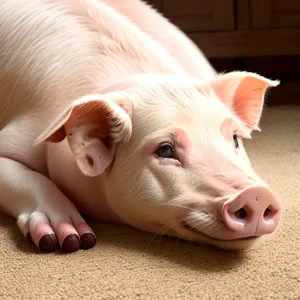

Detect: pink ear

[210,72,280,130]
[35,93,132,177]
[75,137,115,177]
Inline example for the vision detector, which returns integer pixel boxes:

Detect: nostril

[223,203,254,231]
[263,206,277,222]
[234,208,247,219]
[263,208,271,218]
[229,206,252,225]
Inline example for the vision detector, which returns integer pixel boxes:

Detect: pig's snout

[222,186,281,239]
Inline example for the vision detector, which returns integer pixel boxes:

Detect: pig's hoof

[18,212,96,253]
[39,234,58,252]
[62,234,80,253]
[80,233,96,249]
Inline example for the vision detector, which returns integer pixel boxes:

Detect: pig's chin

[177,223,265,250]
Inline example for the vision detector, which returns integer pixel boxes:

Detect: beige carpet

[1,106,300,300]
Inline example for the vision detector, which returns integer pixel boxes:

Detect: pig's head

[36,71,281,250]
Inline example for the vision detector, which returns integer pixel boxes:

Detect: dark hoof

[62,234,80,253]
[39,234,58,252]
[80,233,96,249]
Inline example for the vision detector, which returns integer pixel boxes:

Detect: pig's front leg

[0,157,96,252]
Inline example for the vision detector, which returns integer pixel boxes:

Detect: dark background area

[146,0,300,106]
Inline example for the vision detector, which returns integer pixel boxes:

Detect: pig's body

[0,0,280,253]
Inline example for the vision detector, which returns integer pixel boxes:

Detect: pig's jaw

[120,216,265,250]
[126,217,267,250]
[174,225,266,250]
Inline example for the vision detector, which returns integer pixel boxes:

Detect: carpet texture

[1,106,300,300]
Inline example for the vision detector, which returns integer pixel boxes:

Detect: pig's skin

[0,0,280,253]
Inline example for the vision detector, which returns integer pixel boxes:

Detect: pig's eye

[233,133,239,149]
[156,144,174,158]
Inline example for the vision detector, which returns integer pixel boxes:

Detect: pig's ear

[34,93,133,177]
[210,71,280,131]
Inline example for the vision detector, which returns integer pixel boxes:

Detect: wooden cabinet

[146,0,162,10]
[147,0,234,32]
[162,0,234,32]
[250,0,300,29]
[145,0,300,58]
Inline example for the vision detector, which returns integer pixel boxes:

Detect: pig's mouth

[181,221,260,242]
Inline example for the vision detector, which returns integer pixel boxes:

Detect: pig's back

[0,0,107,126]
[0,0,185,127]
[0,0,185,172]
[0,1,96,125]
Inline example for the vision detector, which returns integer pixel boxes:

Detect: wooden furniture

[146,0,300,58]
[146,0,300,105]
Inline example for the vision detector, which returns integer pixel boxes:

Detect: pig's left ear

[210,71,280,131]
[34,93,133,177]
